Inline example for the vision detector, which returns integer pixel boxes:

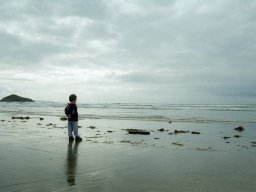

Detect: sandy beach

[0,106,256,192]
[1,0,256,191]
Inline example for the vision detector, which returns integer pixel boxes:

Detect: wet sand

[0,114,256,192]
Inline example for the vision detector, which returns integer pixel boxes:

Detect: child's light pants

[68,121,79,137]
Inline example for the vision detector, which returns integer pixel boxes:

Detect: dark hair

[69,94,77,102]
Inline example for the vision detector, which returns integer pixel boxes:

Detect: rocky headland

[0,94,34,102]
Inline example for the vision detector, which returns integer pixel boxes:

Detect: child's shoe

[75,136,82,142]
[69,136,74,142]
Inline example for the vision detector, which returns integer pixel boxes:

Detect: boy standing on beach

[65,94,82,142]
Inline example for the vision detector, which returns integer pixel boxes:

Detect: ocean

[1,101,256,124]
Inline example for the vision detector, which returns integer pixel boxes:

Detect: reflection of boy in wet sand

[66,142,80,186]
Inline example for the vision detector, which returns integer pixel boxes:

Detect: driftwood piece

[125,129,150,135]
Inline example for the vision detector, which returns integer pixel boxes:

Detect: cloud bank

[0,0,256,103]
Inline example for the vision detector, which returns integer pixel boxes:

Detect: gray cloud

[0,0,256,103]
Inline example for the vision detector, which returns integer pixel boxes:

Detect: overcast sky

[0,0,255,104]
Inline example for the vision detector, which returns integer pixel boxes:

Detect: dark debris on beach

[174,130,190,134]
[234,126,245,132]
[223,136,231,140]
[191,131,200,135]
[107,130,114,133]
[60,117,68,121]
[1,115,255,152]
[124,129,150,135]
[158,128,168,132]
[172,142,183,147]
[12,116,30,120]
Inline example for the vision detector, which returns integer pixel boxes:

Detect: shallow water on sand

[0,135,255,192]
[0,103,256,191]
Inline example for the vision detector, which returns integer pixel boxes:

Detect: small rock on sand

[174,130,190,134]
[191,131,200,135]
[158,128,168,132]
[60,117,68,121]
[223,136,231,140]
[107,130,113,133]
[234,126,245,132]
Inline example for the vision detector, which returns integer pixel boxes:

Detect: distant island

[0,94,34,102]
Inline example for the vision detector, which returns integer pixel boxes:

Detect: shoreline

[1,114,256,151]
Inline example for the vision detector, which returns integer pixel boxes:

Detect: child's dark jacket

[65,103,78,121]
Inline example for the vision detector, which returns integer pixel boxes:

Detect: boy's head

[69,94,77,103]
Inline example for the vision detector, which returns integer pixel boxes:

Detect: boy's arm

[65,105,72,118]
